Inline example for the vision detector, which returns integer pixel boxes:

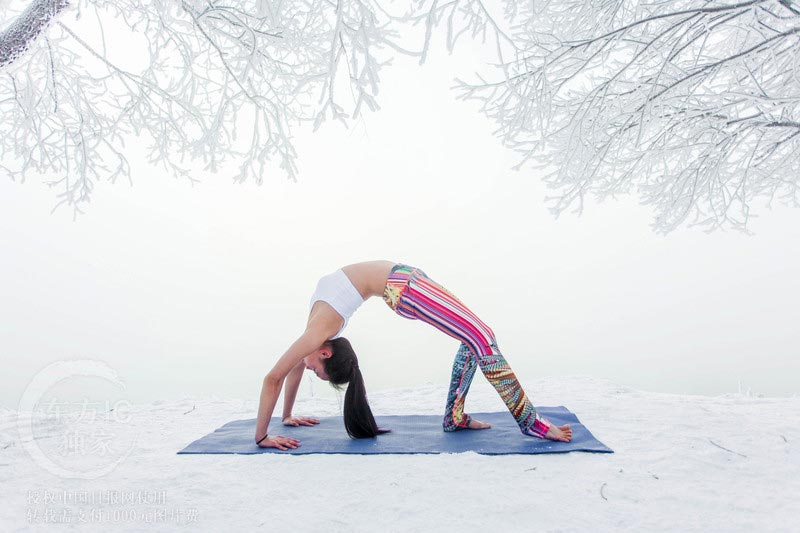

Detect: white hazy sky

[1,19,799,409]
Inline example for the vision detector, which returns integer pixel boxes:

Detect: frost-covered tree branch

[0,0,69,67]
[3,0,798,232]
[0,0,405,213]
[439,0,800,232]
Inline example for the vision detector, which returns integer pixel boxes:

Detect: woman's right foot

[467,418,491,430]
[545,423,572,442]
[443,415,491,432]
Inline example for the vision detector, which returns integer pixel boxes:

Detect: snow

[1,376,797,532]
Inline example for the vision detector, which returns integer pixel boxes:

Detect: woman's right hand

[283,416,320,427]
[257,435,300,450]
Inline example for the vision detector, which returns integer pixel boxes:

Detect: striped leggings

[383,264,551,438]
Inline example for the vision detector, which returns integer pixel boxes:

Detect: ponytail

[323,337,391,439]
[343,365,391,439]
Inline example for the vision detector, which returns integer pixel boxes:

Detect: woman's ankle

[442,413,472,432]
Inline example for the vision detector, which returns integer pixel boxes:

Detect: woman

[255,260,572,450]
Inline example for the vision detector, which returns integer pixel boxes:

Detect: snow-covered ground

[1,376,797,532]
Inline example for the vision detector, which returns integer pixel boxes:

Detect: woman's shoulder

[307,301,345,334]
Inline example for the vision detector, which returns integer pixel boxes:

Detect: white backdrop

[1,38,798,409]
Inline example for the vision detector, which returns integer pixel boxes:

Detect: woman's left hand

[282,416,320,427]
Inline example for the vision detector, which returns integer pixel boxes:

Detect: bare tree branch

[0,0,70,68]
[0,0,413,212]
[3,0,798,233]
[440,0,800,232]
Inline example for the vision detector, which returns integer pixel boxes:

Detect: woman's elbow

[264,371,282,387]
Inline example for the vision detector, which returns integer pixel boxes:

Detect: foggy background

[1,36,798,410]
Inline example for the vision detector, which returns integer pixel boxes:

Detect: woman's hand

[257,435,301,450]
[282,416,320,427]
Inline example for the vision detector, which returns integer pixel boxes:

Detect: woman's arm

[281,360,306,420]
[281,361,321,427]
[254,327,331,449]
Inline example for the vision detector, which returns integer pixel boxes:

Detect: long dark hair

[323,337,391,439]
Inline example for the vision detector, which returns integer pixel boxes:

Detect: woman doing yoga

[255,260,572,450]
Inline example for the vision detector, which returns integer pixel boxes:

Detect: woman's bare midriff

[341,260,397,300]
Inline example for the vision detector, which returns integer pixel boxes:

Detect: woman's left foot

[467,418,491,430]
[544,423,572,442]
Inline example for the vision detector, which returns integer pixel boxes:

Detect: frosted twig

[3,0,798,232]
[1,0,416,211]
[446,0,800,233]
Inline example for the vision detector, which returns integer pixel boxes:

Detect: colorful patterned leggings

[383,264,551,438]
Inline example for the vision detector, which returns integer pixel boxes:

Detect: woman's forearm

[281,362,305,420]
[255,375,283,441]
[253,328,333,443]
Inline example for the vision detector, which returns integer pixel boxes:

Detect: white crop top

[309,269,365,339]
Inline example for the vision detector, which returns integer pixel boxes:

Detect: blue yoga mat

[177,407,613,455]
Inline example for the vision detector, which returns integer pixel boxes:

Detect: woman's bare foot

[467,418,491,430]
[544,423,572,442]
